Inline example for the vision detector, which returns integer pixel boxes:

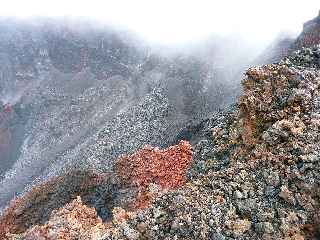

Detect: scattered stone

[226,219,252,236]
[279,185,296,205]
[234,190,244,199]
[255,222,274,234]
[122,224,140,240]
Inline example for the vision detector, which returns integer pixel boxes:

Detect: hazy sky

[1,0,319,45]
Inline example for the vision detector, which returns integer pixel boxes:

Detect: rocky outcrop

[145,47,320,239]
[117,141,192,190]
[0,171,118,238]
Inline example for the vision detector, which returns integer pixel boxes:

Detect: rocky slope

[102,46,320,240]
[1,44,319,239]
[1,12,320,240]
[0,18,247,209]
[0,141,193,238]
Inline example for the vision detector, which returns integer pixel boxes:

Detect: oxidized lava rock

[116,140,192,190]
[2,26,320,240]
[116,140,192,208]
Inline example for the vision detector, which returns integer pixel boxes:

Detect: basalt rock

[116,140,192,208]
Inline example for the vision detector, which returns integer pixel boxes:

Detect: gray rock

[209,232,226,240]
[255,222,274,234]
[234,190,243,199]
[122,224,140,240]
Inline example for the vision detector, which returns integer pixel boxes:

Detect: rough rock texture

[2,46,320,240]
[8,196,108,240]
[117,141,192,190]
[116,140,192,208]
[110,47,320,239]
[0,171,128,238]
[0,18,240,209]
[0,141,193,239]
[1,15,320,240]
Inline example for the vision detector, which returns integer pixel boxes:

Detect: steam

[0,77,44,106]
[1,90,26,106]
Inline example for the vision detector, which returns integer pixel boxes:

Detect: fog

[1,0,319,47]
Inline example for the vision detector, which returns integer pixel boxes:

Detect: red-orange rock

[116,140,192,208]
[116,140,192,190]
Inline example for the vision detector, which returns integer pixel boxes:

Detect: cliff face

[2,45,319,239]
[294,11,320,49]
[257,11,320,65]
[256,34,295,65]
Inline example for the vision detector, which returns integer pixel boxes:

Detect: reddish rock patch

[117,140,192,190]
[116,140,192,208]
